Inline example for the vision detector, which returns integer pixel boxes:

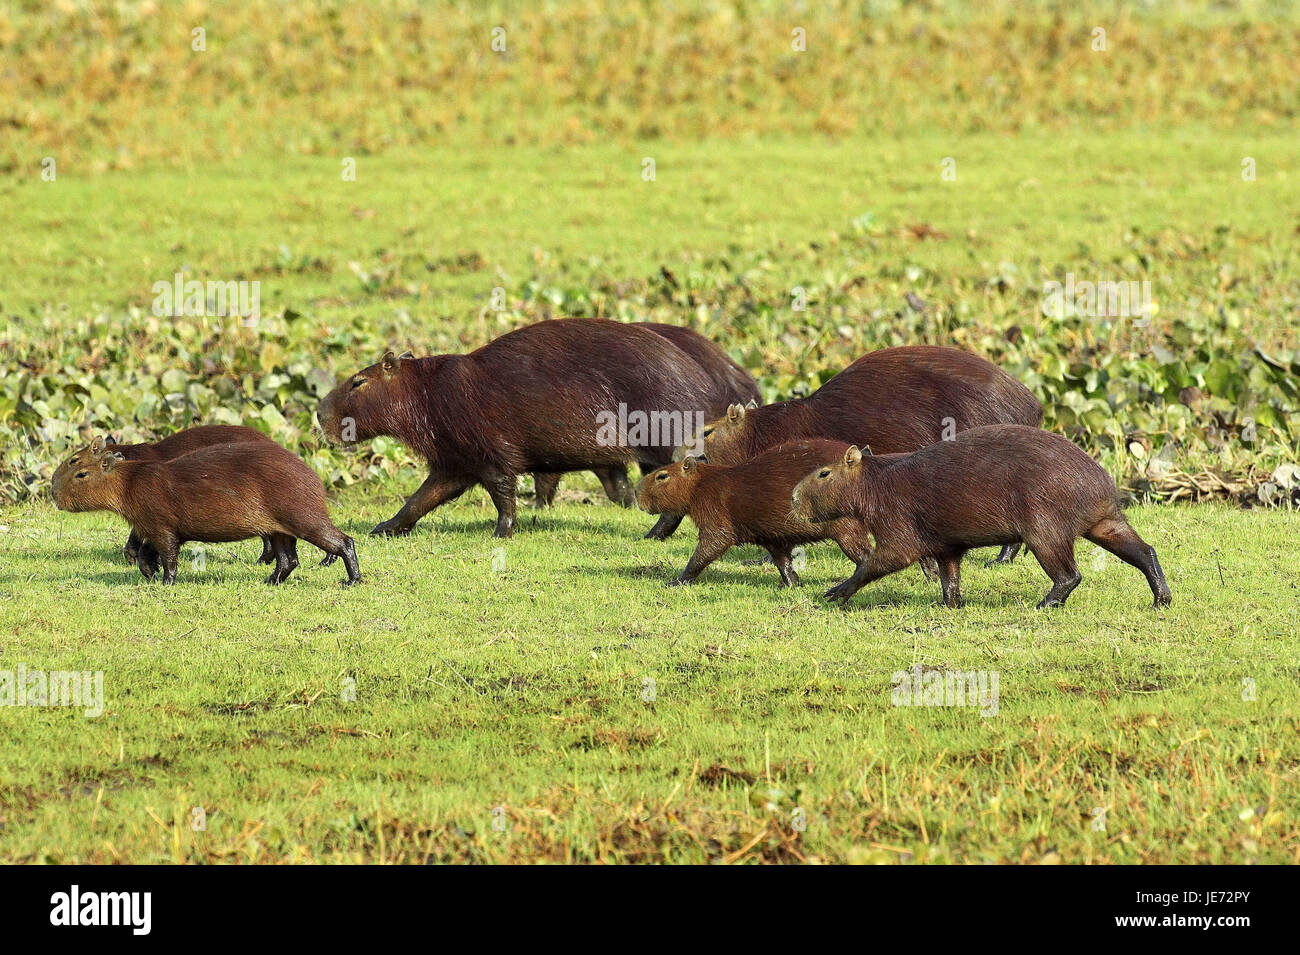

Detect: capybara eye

[701,428,713,438]
[656,472,669,481]
[818,469,831,479]
[75,471,88,479]
[349,377,366,392]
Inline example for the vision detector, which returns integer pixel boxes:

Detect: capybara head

[54,448,126,513]
[317,350,413,444]
[50,434,115,500]
[791,445,866,523]
[635,456,707,515]
[673,402,752,465]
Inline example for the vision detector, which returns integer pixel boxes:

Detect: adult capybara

[51,425,278,569]
[54,443,360,586]
[317,318,760,539]
[789,425,1172,610]
[634,440,873,587]
[531,322,759,529]
[679,345,1043,563]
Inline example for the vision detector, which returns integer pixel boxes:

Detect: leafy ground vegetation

[0,0,1296,863]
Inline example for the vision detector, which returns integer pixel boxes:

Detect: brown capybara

[679,345,1043,563]
[789,425,1172,610]
[634,440,874,587]
[532,322,760,533]
[51,426,278,570]
[317,318,760,540]
[54,443,360,586]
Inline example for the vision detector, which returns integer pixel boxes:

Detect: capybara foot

[370,519,411,537]
[741,554,773,567]
[986,544,1021,567]
[319,554,337,567]
[824,581,855,603]
[1152,592,1171,609]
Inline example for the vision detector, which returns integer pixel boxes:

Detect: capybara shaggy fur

[317,318,759,539]
[51,426,278,569]
[683,345,1044,562]
[789,425,1171,609]
[54,443,360,586]
[635,440,873,587]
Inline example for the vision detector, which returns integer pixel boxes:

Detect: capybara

[531,322,760,530]
[54,443,360,586]
[317,318,760,539]
[789,425,1172,610]
[634,440,874,587]
[51,426,279,570]
[679,345,1043,563]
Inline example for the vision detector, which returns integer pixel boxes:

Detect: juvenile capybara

[51,426,279,569]
[532,321,759,531]
[634,440,873,587]
[679,345,1043,563]
[54,443,360,586]
[789,425,1172,610]
[317,318,760,539]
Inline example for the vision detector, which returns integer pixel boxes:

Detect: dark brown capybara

[316,318,760,540]
[54,443,360,586]
[634,440,874,587]
[678,345,1043,563]
[50,425,279,569]
[532,321,759,532]
[789,425,1172,610]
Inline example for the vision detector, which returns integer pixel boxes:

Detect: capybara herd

[52,317,1170,611]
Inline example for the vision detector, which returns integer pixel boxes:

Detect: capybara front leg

[596,466,634,507]
[644,514,683,540]
[936,553,966,608]
[371,471,473,537]
[266,534,299,585]
[768,547,801,588]
[532,472,561,508]
[124,528,143,566]
[258,534,275,565]
[153,534,181,585]
[987,543,1021,567]
[481,469,518,538]
[1085,518,1172,608]
[670,534,729,586]
[824,550,912,604]
[1030,541,1081,608]
[304,526,361,585]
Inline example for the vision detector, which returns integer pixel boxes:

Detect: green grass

[0,487,1295,863]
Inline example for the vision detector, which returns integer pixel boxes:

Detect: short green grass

[0,486,1294,863]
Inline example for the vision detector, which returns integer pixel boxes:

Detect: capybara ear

[100,451,124,471]
[680,457,696,474]
[90,435,106,454]
[844,446,863,467]
[695,454,708,464]
[862,444,873,456]
[726,403,746,424]
[745,398,759,409]
[381,350,400,375]
[398,350,414,360]
[104,434,117,445]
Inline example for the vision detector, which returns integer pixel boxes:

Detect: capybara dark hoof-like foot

[341,577,362,587]
[370,521,411,537]
[1152,593,1172,609]
[823,583,854,603]
[319,554,337,567]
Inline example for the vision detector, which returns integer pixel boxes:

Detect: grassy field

[0,0,1297,864]
[1,492,1295,863]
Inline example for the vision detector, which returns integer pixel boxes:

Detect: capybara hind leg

[987,543,1021,567]
[300,522,360,584]
[768,547,801,587]
[644,513,683,540]
[134,544,157,581]
[124,528,143,566]
[481,469,518,538]
[532,472,560,508]
[153,534,181,585]
[258,535,275,565]
[1029,542,1081,608]
[372,471,473,537]
[918,557,939,582]
[670,535,729,586]
[936,553,965,608]
[596,466,635,507]
[266,534,299,585]
[1085,518,1172,608]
